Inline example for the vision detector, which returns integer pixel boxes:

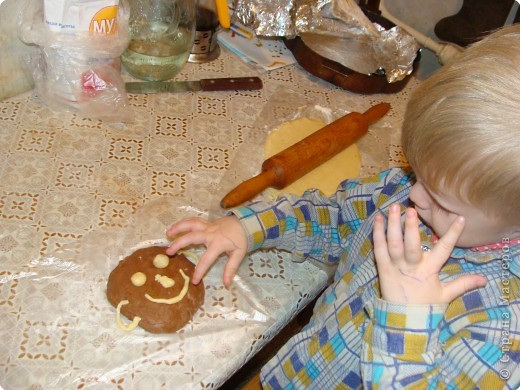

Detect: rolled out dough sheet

[264,117,361,196]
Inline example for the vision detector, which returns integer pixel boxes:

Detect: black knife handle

[199,77,263,91]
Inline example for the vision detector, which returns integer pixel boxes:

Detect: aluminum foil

[233,0,419,82]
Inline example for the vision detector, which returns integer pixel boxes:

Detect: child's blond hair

[402,24,520,223]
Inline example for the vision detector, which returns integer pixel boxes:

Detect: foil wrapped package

[233,0,419,82]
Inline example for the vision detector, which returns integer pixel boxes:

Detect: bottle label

[44,0,119,34]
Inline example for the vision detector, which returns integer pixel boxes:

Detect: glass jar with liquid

[121,0,196,81]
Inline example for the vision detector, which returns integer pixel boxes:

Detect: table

[0,40,416,389]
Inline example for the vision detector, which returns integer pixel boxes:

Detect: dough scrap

[264,117,361,196]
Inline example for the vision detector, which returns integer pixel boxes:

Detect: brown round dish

[284,8,420,94]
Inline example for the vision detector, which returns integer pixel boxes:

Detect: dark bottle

[189,2,220,62]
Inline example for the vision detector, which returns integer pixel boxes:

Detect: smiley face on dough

[106,246,205,334]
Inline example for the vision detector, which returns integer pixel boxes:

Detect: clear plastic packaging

[17,0,131,121]
[0,196,330,388]
[0,0,36,101]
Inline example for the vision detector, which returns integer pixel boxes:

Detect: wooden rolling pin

[220,102,391,208]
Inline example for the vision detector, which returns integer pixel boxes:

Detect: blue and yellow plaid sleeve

[362,298,449,388]
[232,168,415,265]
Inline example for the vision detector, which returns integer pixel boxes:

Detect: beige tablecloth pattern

[0,43,416,389]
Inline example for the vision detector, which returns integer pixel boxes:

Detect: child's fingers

[191,265,205,285]
[166,217,207,238]
[191,244,226,284]
[373,212,390,264]
[192,254,214,285]
[431,216,465,265]
[166,231,207,255]
[403,208,422,264]
[442,274,487,302]
[386,203,404,260]
[223,250,246,287]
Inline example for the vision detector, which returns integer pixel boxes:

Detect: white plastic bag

[18,0,131,121]
[0,0,35,101]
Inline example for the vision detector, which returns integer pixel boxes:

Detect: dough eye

[131,271,147,286]
[153,254,169,268]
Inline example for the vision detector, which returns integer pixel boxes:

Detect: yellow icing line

[116,300,142,331]
[145,269,189,304]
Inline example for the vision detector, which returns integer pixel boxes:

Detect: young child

[166,25,520,388]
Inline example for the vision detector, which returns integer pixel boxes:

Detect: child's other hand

[373,204,487,304]
[165,216,248,287]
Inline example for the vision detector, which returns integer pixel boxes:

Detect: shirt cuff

[228,206,267,251]
[366,298,448,356]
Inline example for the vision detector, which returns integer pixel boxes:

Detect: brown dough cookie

[106,246,204,333]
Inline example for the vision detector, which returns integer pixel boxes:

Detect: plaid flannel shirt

[232,168,520,389]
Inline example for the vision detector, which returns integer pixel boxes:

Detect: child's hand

[166,216,248,287]
[373,204,487,304]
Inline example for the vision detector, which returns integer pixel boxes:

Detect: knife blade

[125,76,263,94]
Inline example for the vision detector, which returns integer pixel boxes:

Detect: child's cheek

[432,212,458,239]
[409,182,430,210]
[415,207,431,226]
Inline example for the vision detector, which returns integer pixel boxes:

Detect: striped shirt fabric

[232,168,519,389]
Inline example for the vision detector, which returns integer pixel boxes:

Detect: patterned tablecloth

[0,38,417,389]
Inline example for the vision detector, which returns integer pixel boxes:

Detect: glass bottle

[121,0,196,81]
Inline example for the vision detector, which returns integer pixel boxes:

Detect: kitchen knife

[125,76,263,94]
